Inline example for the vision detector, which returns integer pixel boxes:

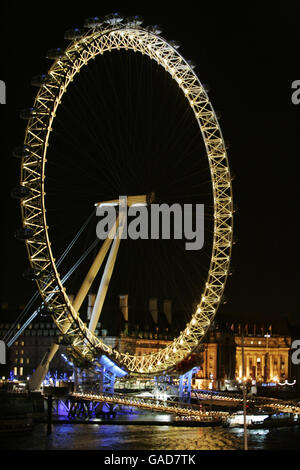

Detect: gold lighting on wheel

[19,15,233,376]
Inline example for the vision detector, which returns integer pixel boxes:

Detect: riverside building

[0,299,295,391]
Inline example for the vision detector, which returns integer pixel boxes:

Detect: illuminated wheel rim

[19,18,233,375]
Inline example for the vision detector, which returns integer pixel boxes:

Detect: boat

[226,410,300,429]
[248,412,300,429]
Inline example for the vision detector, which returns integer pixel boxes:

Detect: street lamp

[241,330,248,451]
[264,333,271,382]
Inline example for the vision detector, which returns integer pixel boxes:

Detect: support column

[74,367,78,393]
[179,367,198,402]
[47,395,53,435]
[89,212,126,334]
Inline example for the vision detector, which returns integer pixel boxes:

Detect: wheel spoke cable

[3,211,95,345]
[7,237,99,347]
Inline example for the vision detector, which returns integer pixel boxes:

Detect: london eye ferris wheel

[14,13,234,377]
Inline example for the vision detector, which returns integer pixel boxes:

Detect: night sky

[1,3,299,328]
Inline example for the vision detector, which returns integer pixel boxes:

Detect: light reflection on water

[1,420,300,450]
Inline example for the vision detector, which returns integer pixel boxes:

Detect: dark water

[1,420,300,450]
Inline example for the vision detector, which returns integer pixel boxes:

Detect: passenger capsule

[84,17,104,29]
[168,40,181,49]
[146,25,163,34]
[39,304,53,318]
[14,227,35,241]
[31,74,51,87]
[22,268,43,281]
[19,108,38,120]
[64,28,84,40]
[186,59,196,69]
[12,145,32,159]
[104,12,124,24]
[125,15,144,26]
[46,48,65,60]
[10,186,31,200]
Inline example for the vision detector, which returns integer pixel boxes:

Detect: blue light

[61,353,74,367]
[99,355,128,378]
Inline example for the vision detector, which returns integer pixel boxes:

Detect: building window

[26,358,30,364]
[13,367,17,375]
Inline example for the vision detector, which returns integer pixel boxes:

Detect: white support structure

[87,294,96,321]
[72,225,117,313]
[28,343,60,390]
[88,195,147,335]
[88,212,126,334]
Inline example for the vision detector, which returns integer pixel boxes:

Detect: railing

[191,389,300,414]
[69,392,228,421]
